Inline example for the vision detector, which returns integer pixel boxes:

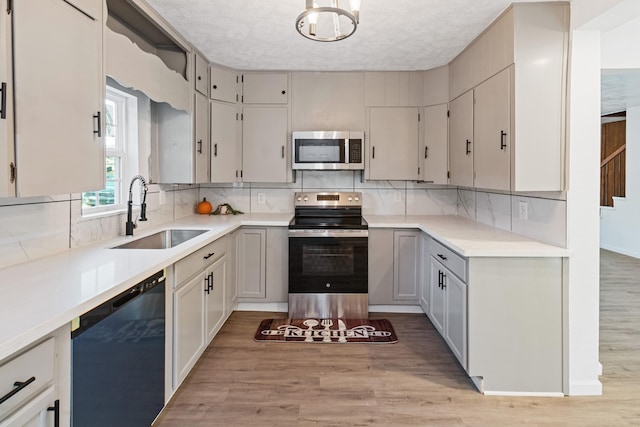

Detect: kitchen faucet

[125,175,148,236]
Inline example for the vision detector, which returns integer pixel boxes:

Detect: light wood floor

[155,250,640,426]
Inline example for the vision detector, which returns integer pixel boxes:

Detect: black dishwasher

[71,270,165,427]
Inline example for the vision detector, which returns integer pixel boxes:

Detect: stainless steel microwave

[291,131,365,170]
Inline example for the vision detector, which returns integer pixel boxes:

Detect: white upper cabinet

[448,91,474,187]
[242,73,288,104]
[210,65,237,103]
[367,107,420,181]
[210,100,239,183]
[194,52,209,96]
[194,92,210,183]
[449,2,568,191]
[0,1,14,198]
[242,106,288,183]
[422,104,449,185]
[364,71,423,107]
[13,0,104,197]
[473,67,511,191]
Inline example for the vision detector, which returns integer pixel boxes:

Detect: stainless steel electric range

[288,192,368,319]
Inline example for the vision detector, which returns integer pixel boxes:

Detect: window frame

[82,86,139,217]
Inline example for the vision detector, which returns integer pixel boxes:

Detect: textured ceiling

[145,0,560,71]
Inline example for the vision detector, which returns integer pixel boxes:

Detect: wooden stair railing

[601,144,626,207]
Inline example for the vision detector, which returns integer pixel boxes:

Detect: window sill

[80,207,128,222]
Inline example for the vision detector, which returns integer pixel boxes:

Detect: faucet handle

[140,202,148,221]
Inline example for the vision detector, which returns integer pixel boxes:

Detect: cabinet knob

[281,90,286,95]
[213,85,218,89]
[198,76,202,81]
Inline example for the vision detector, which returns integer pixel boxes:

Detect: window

[82,86,138,215]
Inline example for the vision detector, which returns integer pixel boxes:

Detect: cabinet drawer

[430,240,467,282]
[175,236,228,287]
[0,338,55,420]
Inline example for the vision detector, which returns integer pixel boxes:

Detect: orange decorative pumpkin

[197,197,213,214]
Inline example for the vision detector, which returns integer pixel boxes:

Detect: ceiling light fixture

[296,0,361,42]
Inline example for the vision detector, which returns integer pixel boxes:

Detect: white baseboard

[567,380,603,396]
[483,391,564,397]
[235,303,425,315]
[368,305,424,314]
[597,362,603,376]
[236,302,288,312]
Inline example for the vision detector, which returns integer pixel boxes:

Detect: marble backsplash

[0,185,199,269]
[0,172,566,270]
[458,188,567,247]
[200,171,458,216]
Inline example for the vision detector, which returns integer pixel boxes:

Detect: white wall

[601,107,640,256]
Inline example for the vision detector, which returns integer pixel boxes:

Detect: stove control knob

[325,283,331,288]
[303,196,309,202]
[296,196,302,202]
[354,196,360,202]
[348,196,353,202]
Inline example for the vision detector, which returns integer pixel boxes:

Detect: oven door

[288,230,368,293]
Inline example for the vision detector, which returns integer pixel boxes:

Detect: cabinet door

[0,386,55,427]
[368,107,420,180]
[13,0,104,197]
[444,270,468,369]
[173,272,205,386]
[210,100,239,182]
[194,92,210,183]
[368,229,394,305]
[265,227,288,303]
[205,257,226,343]
[225,229,239,314]
[448,90,474,187]
[429,258,445,334]
[242,106,288,183]
[0,1,13,198]
[237,228,266,298]
[473,68,511,191]
[423,103,449,184]
[420,234,431,313]
[393,230,420,301]
[364,72,423,107]
[210,65,237,103]
[242,73,288,104]
[194,52,209,96]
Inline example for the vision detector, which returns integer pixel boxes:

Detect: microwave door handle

[345,138,350,164]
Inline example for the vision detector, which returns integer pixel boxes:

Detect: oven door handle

[288,229,369,238]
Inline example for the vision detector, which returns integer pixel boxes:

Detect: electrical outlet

[257,192,266,205]
[518,201,528,221]
[394,191,402,202]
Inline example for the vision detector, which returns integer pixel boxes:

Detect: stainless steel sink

[112,229,208,249]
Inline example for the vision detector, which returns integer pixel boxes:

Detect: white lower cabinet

[429,244,468,370]
[0,386,56,427]
[237,227,288,303]
[0,325,69,427]
[225,229,239,315]
[393,230,420,301]
[369,229,420,305]
[237,228,266,299]
[205,256,226,343]
[173,271,206,386]
[419,233,431,313]
[173,236,228,388]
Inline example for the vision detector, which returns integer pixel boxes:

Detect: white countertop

[364,215,569,258]
[0,212,567,361]
[0,213,291,361]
